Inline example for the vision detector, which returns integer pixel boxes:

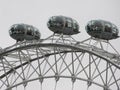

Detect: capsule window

[66,19,72,28]
[18,29,25,34]
[112,28,117,34]
[116,28,119,34]
[9,26,16,34]
[91,21,102,31]
[89,21,97,31]
[112,24,118,34]
[105,24,111,33]
[14,25,17,29]
[27,27,33,35]
[88,21,93,26]
[11,27,14,31]
[73,25,79,32]
[22,30,25,34]
[86,25,89,32]
[73,23,77,29]
[10,27,17,34]
[35,31,39,36]
[91,25,96,31]
[52,17,56,21]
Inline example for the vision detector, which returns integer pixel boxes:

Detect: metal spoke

[108,63,119,89]
[0,35,119,90]
[75,53,89,78]
[91,55,105,85]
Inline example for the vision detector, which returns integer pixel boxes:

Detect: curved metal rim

[0,43,119,90]
[0,50,73,79]
[6,75,109,90]
[0,43,120,69]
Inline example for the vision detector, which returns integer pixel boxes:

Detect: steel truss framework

[0,34,120,90]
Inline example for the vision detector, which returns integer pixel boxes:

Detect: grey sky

[0,0,120,90]
[0,0,120,48]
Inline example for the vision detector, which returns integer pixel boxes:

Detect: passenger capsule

[85,20,119,40]
[47,16,80,35]
[9,24,41,41]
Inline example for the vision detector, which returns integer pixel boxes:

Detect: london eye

[0,16,120,90]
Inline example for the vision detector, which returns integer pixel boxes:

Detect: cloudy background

[0,0,120,90]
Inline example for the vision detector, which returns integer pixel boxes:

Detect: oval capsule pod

[9,24,41,41]
[47,15,80,35]
[85,20,119,40]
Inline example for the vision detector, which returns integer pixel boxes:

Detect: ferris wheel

[0,16,120,90]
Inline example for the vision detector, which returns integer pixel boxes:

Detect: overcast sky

[0,0,120,90]
[0,0,120,48]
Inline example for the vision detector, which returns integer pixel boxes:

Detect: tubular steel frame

[0,34,120,90]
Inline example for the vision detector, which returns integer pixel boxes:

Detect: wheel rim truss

[0,42,120,90]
